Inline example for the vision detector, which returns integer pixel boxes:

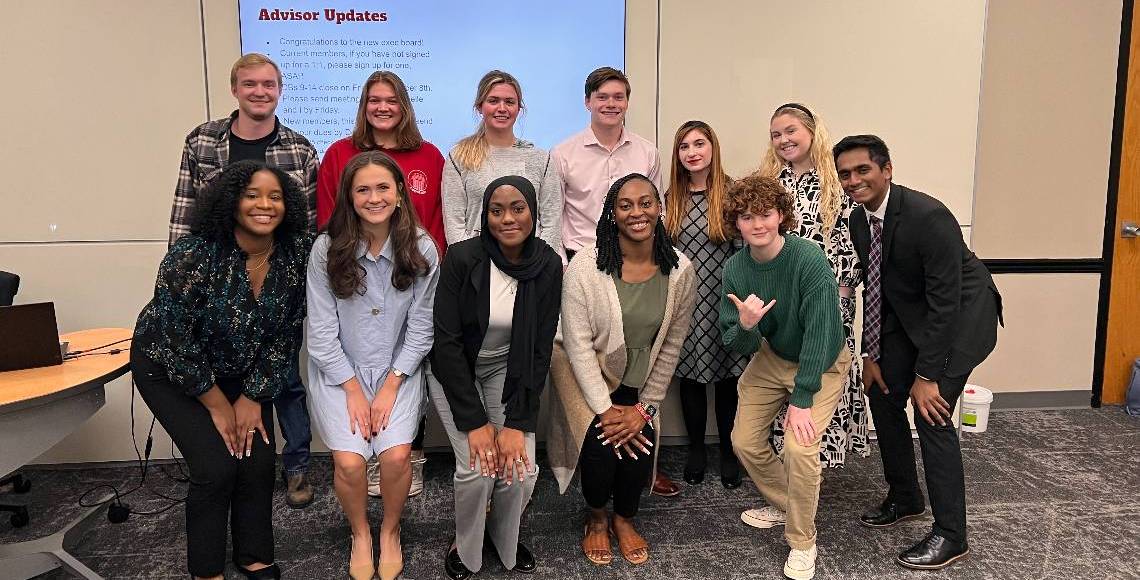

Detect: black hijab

[479,175,555,427]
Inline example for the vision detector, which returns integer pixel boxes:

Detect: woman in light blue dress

[307,150,439,580]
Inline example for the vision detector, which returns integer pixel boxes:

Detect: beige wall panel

[657,1,985,224]
[0,2,207,243]
[624,1,659,140]
[0,242,167,463]
[971,0,1121,258]
[204,0,242,117]
[971,273,1098,392]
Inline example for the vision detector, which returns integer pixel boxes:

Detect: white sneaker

[741,506,787,529]
[408,450,426,498]
[366,457,382,498]
[783,545,817,580]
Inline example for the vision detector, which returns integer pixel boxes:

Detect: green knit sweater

[719,234,843,408]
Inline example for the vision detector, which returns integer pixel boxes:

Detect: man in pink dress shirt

[553,67,662,262]
[552,66,679,498]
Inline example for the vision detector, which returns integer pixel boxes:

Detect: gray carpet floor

[3,408,1139,579]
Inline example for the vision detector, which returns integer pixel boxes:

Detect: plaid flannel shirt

[169,111,318,244]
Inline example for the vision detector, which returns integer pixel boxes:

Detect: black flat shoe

[683,469,705,484]
[720,473,742,489]
[897,532,969,570]
[860,500,925,528]
[683,448,707,484]
[512,542,537,574]
[445,545,473,580]
[237,563,281,579]
[719,457,742,489]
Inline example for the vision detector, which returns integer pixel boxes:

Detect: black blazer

[429,237,563,432]
[850,183,1002,382]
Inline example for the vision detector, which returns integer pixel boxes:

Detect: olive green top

[613,269,668,388]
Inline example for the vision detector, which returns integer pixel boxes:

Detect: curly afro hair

[722,171,798,239]
[190,160,309,244]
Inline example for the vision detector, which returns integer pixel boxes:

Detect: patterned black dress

[770,166,870,467]
[674,190,748,383]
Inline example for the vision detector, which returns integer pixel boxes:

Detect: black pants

[678,376,740,469]
[869,329,969,544]
[578,386,656,518]
[131,346,276,577]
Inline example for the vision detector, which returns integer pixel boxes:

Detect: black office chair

[0,271,32,527]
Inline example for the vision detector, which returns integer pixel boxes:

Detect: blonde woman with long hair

[443,70,562,253]
[663,120,747,489]
[758,103,868,468]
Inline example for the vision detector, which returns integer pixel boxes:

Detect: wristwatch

[391,368,406,379]
[636,402,658,420]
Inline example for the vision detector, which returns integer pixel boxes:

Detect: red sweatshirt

[316,137,446,256]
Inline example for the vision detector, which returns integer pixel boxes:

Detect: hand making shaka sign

[726,293,776,330]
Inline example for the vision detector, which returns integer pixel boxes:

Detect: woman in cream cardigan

[547,173,696,567]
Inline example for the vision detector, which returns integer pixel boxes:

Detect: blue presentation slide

[239,1,625,157]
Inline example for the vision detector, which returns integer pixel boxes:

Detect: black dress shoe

[719,458,742,489]
[859,500,925,528]
[684,448,707,484]
[683,469,705,484]
[445,546,473,580]
[237,563,281,579]
[897,532,969,569]
[512,542,537,574]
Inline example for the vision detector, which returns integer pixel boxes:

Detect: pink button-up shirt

[552,126,662,253]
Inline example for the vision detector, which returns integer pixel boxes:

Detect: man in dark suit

[835,135,1002,570]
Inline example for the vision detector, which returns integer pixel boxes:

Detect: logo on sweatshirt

[407,170,428,195]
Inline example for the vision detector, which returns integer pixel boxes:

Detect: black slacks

[678,375,740,461]
[578,386,656,518]
[870,292,999,545]
[131,345,276,577]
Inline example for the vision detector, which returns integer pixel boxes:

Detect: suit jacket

[429,236,563,432]
[850,183,1002,382]
[0,271,19,306]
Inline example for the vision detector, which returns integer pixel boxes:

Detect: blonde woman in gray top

[443,70,563,253]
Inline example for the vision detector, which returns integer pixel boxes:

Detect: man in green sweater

[719,172,848,580]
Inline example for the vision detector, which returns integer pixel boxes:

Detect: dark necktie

[863,215,884,361]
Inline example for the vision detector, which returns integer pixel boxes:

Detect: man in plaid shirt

[168,53,318,508]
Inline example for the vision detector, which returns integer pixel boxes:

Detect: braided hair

[595,173,680,276]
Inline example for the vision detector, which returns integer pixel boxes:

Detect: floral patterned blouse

[778,165,862,288]
[134,233,312,401]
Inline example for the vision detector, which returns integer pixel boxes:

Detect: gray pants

[427,353,538,571]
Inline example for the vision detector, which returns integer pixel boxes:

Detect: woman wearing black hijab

[428,175,563,579]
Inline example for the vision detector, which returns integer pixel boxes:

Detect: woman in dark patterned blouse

[131,160,311,580]
[758,103,869,468]
[663,120,747,488]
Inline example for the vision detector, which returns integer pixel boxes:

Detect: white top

[478,261,517,359]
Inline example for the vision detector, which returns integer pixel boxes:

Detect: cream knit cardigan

[546,246,696,493]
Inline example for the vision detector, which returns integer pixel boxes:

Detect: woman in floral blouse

[758,103,869,468]
[131,160,311,580]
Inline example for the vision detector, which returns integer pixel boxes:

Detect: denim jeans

[274,360,311,476]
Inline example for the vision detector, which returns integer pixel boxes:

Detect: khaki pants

[731,342,850,550]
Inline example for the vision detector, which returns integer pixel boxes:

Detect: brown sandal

[610,522,649,565]
[581,520,613,565]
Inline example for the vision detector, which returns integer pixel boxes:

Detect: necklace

[246,254,270,273]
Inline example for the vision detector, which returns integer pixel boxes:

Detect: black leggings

[578,386,656,518]
[678,376,740,466]
[132,346,276,578]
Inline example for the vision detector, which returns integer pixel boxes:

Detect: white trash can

[959,385,994,433]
